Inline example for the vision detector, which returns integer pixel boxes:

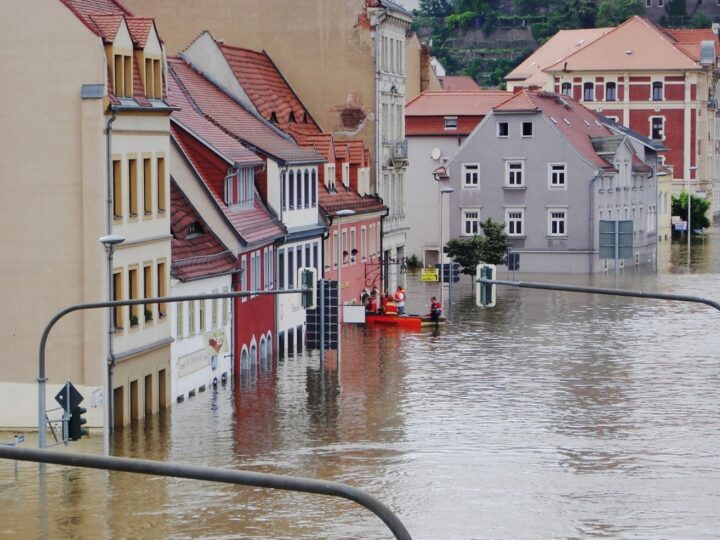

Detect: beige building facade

[0,0,172,430]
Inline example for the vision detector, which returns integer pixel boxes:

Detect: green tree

[671,192,710,232]
[444,218,509,276]
[597,0,645,26]
[418,0,454,17]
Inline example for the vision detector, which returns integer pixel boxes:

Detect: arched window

[652,81,663,101]
[288,170,295,210]
[240,347,249,371]
[296,170,303,209]
[250,342,257,364]
[304,170,310,208]
[583,82,594,101]
[605,82,617,101]
[311,169,317,207]
[561,82,572,96]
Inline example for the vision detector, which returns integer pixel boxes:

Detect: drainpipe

[276,164,288,356]
[105,109,117,438]
[379,205,389,291]
[589,170,602,273]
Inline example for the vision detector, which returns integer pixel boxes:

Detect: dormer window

[342,163,350,188]
[144,57,163,99]
[444,116,458,130]
[224,167,254,208]
[288,111,296,123]
[325,163,336,191]
[113,54,133,98]
[270,112,278,124]
[303,113,309,123]
[187,221,204,238]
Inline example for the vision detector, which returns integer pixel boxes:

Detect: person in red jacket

[384,293,398,315]
[428,296,442,321]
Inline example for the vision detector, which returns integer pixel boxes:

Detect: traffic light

[299,267,317,309]
[69,406,88,441]
[475,264,496,307]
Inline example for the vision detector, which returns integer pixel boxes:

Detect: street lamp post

[99,234,124,456]
[335,209,356,362]
[439,187,454,311]
[687,166,697,270]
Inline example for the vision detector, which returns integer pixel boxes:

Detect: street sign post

[54,382,84,413]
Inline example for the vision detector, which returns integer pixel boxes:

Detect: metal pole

[687,186,692,270]
[1,445,413,540]
[439,191,444,306]
[337,222,342,362]
[104,244,113,456]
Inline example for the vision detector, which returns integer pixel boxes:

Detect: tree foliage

[444,218,509,276]
[671,192,710,232]
[596,0,645,26]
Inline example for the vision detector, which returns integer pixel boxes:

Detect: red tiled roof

[171,180,237,282]
[319,186,385,216]
[334,142,350,162]
[217,43,322,135]
[171,122,285,246]
[438,76,481,91]
[406,91,511,117]
[88,13,123,42]
[60,0,132,36]
[296,133,336,163]
[168,63,262,166]
[345,140,369,167]
[125,17,154,48]
[496,90,616,170]
[169,58,324,164]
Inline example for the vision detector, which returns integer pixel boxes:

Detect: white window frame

[461,208,481,236]
[521,121,533,138]
[444,116,458,130]
[505,208,525,237]
[505,160,525,187]
[548,207,568,237]
[561,82,572,96]
[497,121,509,138]
[651,80,664,101]
[462,163,480,188]
[548,163,567,188]
[650,116,665,141]
[583,81,594,102]
[605,81,617,102]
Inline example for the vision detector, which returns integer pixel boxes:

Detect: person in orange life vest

[394,286,406,315]
[428,296,442,321]
[384,293,398,315]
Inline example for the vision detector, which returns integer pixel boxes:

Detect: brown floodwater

[1,229,719,539]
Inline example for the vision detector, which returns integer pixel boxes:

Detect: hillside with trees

[413,0,715,87]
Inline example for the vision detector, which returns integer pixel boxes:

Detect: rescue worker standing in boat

[383,292,398,315]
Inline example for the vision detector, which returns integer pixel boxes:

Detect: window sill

[547,235,568,239]
[548,185,566,189]
[462,184,479,189]
[503,186,527,190]
[508,235,526,239]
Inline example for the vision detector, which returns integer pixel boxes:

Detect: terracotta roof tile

[167,63,262,166]
[438,76,481,91]
[171,123,285,246]
[319,186,385,216]
[296,133,336,162]
[125,17,154,48]
[217,43,322,135]
[87,13,123,42]
[171,180,237,281]
[345,140,369,167]
[60,0,132,37]
[545,16,699,72]
[169,58,324,164]
[506,28,612,86]
[406,90,511,117]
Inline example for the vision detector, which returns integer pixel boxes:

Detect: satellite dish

[430,148,442,161]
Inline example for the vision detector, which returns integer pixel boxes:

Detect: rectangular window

[123,55,132,98]
[288,249,294,288]
[143,265,152,322]
[605,82,617,101]
[549,163,567,187]
[113,271,123,330]
[350,230,357,262]
[143,158,152,215]
[157,261,167,317]
[278,251,285,290]
[311,170,317,206]
[462,164,479,188]
[583,82,594,101]
[225,167,254,208]
[304,171,310,207]
[505,161,525,187]
[549,209,567,236]
[361,227,367,261]
[341,230,348,266]
[289,171,295,209]
[651,117,664,140]
[462,209,480,236]
[199,298,205,332]
[522,122,533,137]
[157,157,166,213]
[645,0,651,6]
[188,300,196,335]
[333,232,339,267]
[505,209,524,236]
[240,257,247,302]
[444,116,458,130]
[128,158,138,216]
[112,160,122,219]
[561,82,572,96]
[176,300,184,338]
[296,172,303,209]
[153,59,162,99]
[313,243,318,272]
[145,58,154,98]
[497,122,509,137]
[114,55,124,97]
[129,267,139,325]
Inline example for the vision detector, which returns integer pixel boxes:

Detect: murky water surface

[2,230,719,539]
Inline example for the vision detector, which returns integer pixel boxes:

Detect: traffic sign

[55,381,84,413]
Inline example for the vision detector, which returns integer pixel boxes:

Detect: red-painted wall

[405,115,483,136]
[628,108,686,175]
[233,246,275,374]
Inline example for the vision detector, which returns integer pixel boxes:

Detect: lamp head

[99,235,125,248]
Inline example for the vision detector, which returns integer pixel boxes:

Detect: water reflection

[2,229,720,538]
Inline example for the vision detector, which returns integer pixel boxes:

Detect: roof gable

[407,90,511,116]
[545,16,699,72]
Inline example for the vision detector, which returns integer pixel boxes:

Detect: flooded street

[2,229,719,539]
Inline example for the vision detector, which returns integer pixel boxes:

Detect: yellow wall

[0,0,108,427]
